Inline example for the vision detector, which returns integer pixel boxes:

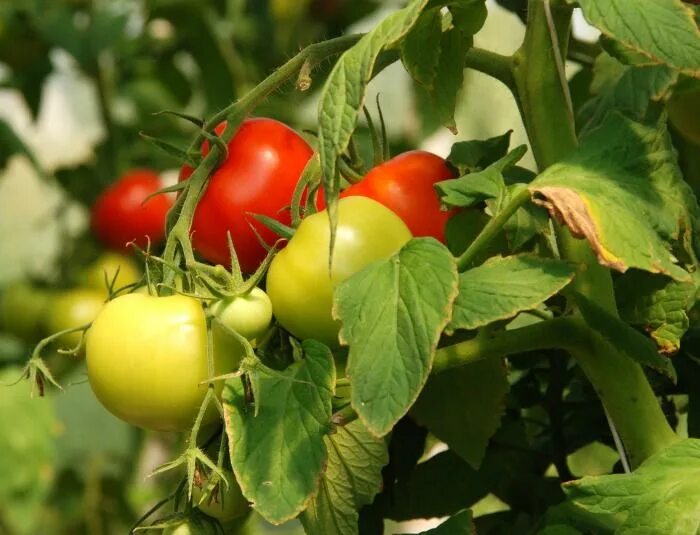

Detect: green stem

[456,187,531,271]
[463,47,515,91]
[432,317,587,374]
[511,0,677,464]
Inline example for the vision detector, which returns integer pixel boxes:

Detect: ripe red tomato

[181,118,313,273]
[339,151,456,243]
[91,170,173,251]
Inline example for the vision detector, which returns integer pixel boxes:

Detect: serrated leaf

[564,438,700,534]
[300,420,388,535]
[573,0,700,78]
[318,0,429,250]
[401,9,443,88]
[400,509,475,534]
[449,1,488,36]
[335,238,458,436]
[223,341,335,524]
[448,255,575,332]
[431,25,472,132]
[530,112,700,281]
[499,185,550,250]
[447,131,513,174]
[571,292,676,380]
[616,271,697,354]
[437,145,527,208]
[580,53,678,133]
[412,359,509,468]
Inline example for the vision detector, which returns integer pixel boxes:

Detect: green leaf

[573,0,700,78]
[530,112,700,281]
[318,0,429,249]
[412,359,509,468]
[0,367,56,535]
[400,509,475,534]
[571,292,677,380]
[448,255,575,332]
[437,145,527,208]
[616,271,697,354]
[564,438,700,534]
[580,53,678,132]
[401,9,443,88]
[0,118,43,177]
[335,238,458,436]
[300,420,388,535]
[223,341,335,524]
[447,131,513,175]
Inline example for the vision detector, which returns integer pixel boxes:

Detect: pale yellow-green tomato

[0,283,52,341]
[80,252,141,292]
[46,288,105,350]
[86,294,241,432]
[209,287,273,343]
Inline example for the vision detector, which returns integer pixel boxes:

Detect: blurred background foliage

[4,1,694,534]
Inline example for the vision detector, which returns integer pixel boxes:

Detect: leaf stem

[463,47,516,91]
[455,187,531,272]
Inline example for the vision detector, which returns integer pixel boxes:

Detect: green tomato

[163,518,218,535]
[193,470,250,523]
[80,252,142,292]
[0,283,52,341]
[209,287,273,342]
[266,196,411,347]
[667,79,700,146]
[46,289,105,350]
[86,294,241,432]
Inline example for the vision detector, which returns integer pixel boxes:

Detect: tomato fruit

[163,518,218,535]
[79,253,141,292]
[86,293,241,432]
[46,289,105,349]
[193,470,250,523]
[0,283,52,341]
[266,196,411,347]
[181,118,313,273]
[209,287,273,343]
[91,170,173,251]
[667,79,700,146]
[339,151,456,243]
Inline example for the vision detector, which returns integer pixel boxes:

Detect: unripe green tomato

[86,293,241,432]
[193,471,250,523]
[46,289,105,350]
[667,80,700,146]
[80,252,141,292]
[209,287,273,343]
[266,196,412,347]
[0,283,52,341]
[162,518,218,535]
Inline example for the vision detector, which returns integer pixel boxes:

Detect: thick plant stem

[511,0,677,465]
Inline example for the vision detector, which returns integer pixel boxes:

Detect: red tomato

[91,170,173,251]
[180,118,313,273]
[339,151,456,243]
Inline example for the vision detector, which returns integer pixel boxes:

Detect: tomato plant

[266,196,411,347]
[181,118,313,273]
[340,150,456,242]
[91,170,173,251]
[667,78,700,146]
[85,294,240,432]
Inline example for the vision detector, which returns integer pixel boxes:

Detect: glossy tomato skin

[91,170,173,251]
[210,287,273,343]
[340,151,456,243]
[266,196,411,347]
[183,118,313,273]
[86,294,241,432]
